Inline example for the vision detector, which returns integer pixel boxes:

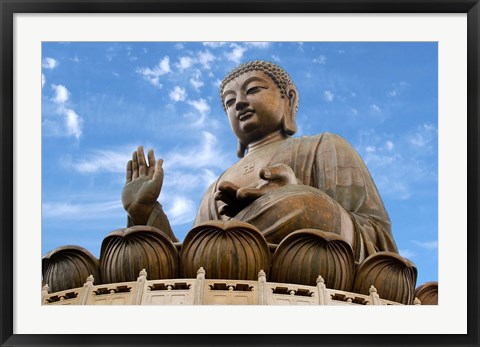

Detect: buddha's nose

[235,94,248,110]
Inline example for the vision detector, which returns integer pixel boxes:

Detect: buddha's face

[222,70,287,146]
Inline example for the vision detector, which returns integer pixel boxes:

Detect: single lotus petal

[415,281,438,305]
[42,245,99,293]
[353,251,417,305]
[270,229,355,290]
[180,220,270,280]
[100,226,179,283]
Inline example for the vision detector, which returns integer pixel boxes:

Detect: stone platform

[42,268,407,306]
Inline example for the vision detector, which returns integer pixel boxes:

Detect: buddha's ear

[282,86,298,135]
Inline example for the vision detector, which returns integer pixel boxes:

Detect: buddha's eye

[225,98,235,108]
[246,86,266,95]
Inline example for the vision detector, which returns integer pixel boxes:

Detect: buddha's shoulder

[292,132,352,147]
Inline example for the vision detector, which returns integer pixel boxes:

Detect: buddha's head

[220,60,299,157]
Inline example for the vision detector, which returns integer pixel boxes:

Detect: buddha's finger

[137,146,147,176]
[126,160,133,183]
[217,181,240,195]
[218,204,237,217]
[260,165,296,184]
[236,187,264,201]
[132,151,139,179]
[147,149,156,177]
[152,159,164,187]
[214,190,238,207]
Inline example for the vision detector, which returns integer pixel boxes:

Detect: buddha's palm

[122,146,163,225]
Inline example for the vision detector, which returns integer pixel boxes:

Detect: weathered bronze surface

[42,245,99,293]
[180,220,270,280]
[43,60,432,304]
[270,229,355,290]
[99,226,179,283]
[414,281,438,305]
[352,251,417,305]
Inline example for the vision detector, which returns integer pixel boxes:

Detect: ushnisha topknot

[220,60,299,113]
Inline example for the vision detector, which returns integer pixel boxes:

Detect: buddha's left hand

[236,164,299,202]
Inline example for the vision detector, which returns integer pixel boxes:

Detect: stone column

[369,285,382,305]
[316,276,331,305]
[41,284,50,305]
[134,269,148,305]
[79,275,95,305]
[194,267,205,305]
[257,270,267,305]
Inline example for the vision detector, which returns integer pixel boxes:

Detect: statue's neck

[246,130,287,155]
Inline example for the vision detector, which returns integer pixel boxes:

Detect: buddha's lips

[238,110,254,121]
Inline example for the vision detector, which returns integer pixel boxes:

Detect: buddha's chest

[219,144,283,189]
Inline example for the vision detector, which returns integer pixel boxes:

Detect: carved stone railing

[42,268,411,306]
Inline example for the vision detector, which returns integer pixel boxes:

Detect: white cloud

[350,108,358,115]
[324,90,334,102]
[71,55,80,63]
[245,42,270,48]
[51,84,70,104]
[386,140,394,151]
[197,50,215,69]
[42,74,45,88]
[190,70,204,90]
[169,86,187,102]
[370,104,381,112]
[136,56,171,87]
[399,249,416,259]
[164,196,196,226]
[65,109,83,139]
[412,240,438,250]
[313,55,327,64]
[164,131,227,170]
[271,55,281,62]
[188,98,209,114]
[365,146,376,153]
[225,44,247,63]
[42,57,59,70]
[174,43,185,50]
[65,148,132,173]
[409,123,437,148]
[43,200,122,219]
[177,56,194,70]
[202,42,226,48]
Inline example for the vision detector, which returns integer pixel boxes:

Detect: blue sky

[41,42,438,286]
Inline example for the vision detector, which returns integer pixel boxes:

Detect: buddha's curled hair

[220,60,299,114]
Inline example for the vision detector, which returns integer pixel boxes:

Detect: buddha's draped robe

[144,133,398,263]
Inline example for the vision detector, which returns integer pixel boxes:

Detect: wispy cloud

[42,57,59,70]
[177,56,194,70]
[47,84,83,139]
[188,98,210,114]
[42,74,45,88]
[399,249,416,259]
[164,196,196,226]
[409,123,437,149]
[324,90,334,102]
[136,56,171,87]
[190,70,204,90]
[169,86,187,102]
[64,148,132,174]
[245,42,270,48]
[313,55,327,64]
[43,200,123,219]
[225,43,247,63]
[370,104,381,112]
[65,109,82,139]
[412,240,438,250]
[51,84,70,104]
[202,42,226,48]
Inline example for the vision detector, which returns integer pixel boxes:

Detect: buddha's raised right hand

[122,146,164,225]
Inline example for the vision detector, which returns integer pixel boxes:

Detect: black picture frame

[1,1,479,346]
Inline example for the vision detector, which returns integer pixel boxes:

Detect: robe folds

[147,133,398,263]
